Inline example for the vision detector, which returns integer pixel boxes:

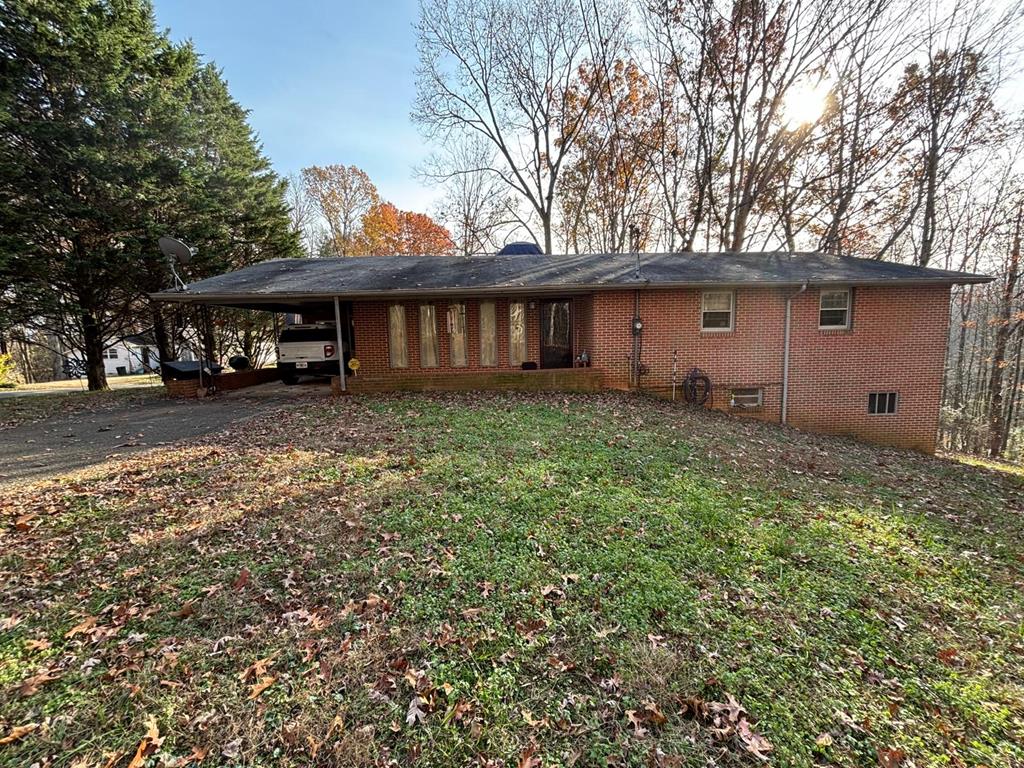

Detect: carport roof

[151,251,991,309]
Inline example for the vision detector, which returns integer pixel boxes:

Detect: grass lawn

[0,386,164,431]
[1,393,1022,767]
[10,374,163,393]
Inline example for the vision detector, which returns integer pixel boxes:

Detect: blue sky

[153,0,441,212]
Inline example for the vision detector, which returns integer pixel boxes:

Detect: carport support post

[333,296,347,392]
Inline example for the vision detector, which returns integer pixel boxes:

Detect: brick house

[154,250,989,453]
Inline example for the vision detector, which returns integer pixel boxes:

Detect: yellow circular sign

[348,358,361,371]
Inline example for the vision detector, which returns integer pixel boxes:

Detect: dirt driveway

[0,382,329,485]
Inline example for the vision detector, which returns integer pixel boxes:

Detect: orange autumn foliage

[357,201,455,255]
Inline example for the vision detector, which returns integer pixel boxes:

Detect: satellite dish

[159,236,195,266]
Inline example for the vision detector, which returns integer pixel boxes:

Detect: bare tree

[413,0,626,253]
[285,172,322,256]
[883,0,1020,265]
[422,136,518,256]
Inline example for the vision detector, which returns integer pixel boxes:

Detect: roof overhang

[151,276,991,310]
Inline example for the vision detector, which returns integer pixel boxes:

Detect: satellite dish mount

[159,236,197,292]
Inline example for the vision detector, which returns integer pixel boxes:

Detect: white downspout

[781,282,807,425]
[333,296,347,393]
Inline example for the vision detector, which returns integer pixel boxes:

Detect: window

[730,387,763,409]
[868,392,898,415]
[701,291,734,331]
[479,300,497,367]
[509,301,527,366]
[419,304,439,367]
[102,348,118,359]
[388,304,408,368]
[447,303,468,367]
[819,290,851,329]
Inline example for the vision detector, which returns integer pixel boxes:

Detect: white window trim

[819,289,851,330]
[868,391,898,416]
[701,291,735,332]
[730,387,763,409]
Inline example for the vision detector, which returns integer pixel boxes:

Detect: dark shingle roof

[152,251,990,308]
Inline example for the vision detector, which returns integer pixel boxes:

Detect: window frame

[868,391,898,415]
[819,289,851,330]
[447,302,468,368]
[701,290,735,332]
[387,304,408,369]
[419,303,439,368]
[479,300,497,367]
[729,387,763,409]
[509,300,528,367]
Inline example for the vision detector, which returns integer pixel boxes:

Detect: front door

[539,300,573,368]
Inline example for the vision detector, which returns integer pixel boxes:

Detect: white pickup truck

[277,323,343,384]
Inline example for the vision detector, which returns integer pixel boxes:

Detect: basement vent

[730,388,763,409]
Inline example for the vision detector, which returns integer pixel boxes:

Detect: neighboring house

[153,250,990,453]
[97,334,161,376]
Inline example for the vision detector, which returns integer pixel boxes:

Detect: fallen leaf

[406,696,427,725]
[248,676,276,700]
[0,723,39,745]
[64,615,98,639]
[127,717,162,768]
[815,732,834,747]
[17,670,60,697]
[877,747,906,768]
[518,742,541,768]
[232,568,250,590]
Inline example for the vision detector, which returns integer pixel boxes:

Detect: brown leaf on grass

[936,647,959,665]
[17,670,60,697]
[14,514,36,532]
[478,580,495,597]
[172,600,196,619]
[126,717,162,768]
[877,747,906,768]
[232,568,250,590]
[248,676,276,700]
[24,638,51,652]
[0,615,21,631]
[737,718,773,760]
[178,745,209,765]
[64,615,98,638]
[518,742,541,768]
[461,607,485,619]
[0,723,39,745]
[237,652,280,682]
[406,696,427,725]
[626,701,668,737]
[707,694,745,724]
[515,617,546,640]
[540,584,564,600]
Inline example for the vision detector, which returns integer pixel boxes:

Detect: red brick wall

[583,285,950,452]
[164,367,279,398]
[342,285,951,453]
[784,286,950,453]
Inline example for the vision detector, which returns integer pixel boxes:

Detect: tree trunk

[918,133,940,267]
[1001,328,1023,455]
[82,312,108,391]
[986,209,1021,457]
[201,307,216,363]
[152,304,173,380]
